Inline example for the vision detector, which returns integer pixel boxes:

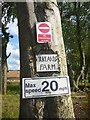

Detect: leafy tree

[2,24,11,94]
[59,2,90,90]
[2,2,16,94]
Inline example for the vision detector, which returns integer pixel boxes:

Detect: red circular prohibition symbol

[38,23,50,33]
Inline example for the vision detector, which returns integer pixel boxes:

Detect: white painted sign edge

[22,76,71,99]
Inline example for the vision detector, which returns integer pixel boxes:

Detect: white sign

[36,22,52,43]
[36,54,59,72]
[22,76,71,98]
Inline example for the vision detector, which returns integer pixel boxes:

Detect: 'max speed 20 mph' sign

[22,76,71,98]
[36,54,59,72]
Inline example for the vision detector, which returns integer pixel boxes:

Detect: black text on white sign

[36,54,59,72]
[22,76,71,98]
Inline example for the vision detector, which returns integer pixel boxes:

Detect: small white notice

[22,76,71,99]
[36,54,59,72]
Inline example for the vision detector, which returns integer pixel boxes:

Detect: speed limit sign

[22,76,71,98]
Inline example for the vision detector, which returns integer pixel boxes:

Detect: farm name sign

[22,76,71,98]
[36,54,59,72]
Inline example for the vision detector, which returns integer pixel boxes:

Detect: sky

[6,19,20,70]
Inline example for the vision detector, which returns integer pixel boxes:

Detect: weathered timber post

[16,0,75,119]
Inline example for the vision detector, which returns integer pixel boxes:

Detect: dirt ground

[72,92,90,119]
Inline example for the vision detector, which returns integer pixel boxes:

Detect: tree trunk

[74,2,85,89]
[16,1,75,119]
[2,44,7,95]
[84,18,90,81]
[2,63,7,94]
[0,44,1,94]
[0,4,1,93]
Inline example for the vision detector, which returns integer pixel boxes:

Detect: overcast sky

[6,19,20,70]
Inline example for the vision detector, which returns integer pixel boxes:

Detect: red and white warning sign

[36,22,52,43]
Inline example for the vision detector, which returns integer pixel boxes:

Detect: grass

[79,79,90,87]
[2,95,20,118]
[7,82,20,95]
[2,82,20,119]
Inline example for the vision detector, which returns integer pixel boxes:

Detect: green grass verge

[7,82,20,95]
[2,82,20,118]
[2,95,20,118]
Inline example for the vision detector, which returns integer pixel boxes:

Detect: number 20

[42,80,58,92]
